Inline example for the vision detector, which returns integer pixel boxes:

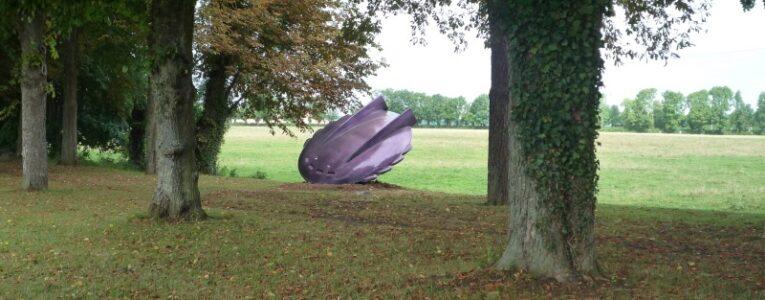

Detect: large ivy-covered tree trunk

[486,0,511,206]
[196,54,233,175]
[495,0,606,282]
[60,31,79,165]
[147,0,206,221]
[18,12,48,191]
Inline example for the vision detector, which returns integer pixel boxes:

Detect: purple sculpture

[298,96,416,184]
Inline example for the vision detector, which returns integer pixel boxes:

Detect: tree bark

[147,0,206,221]
[495,121,576,281]
[145,79,157,174]
[486,4,511,206]
[18,12,48,191]
[196,54,234,175]
[16,115,22,157]
[60,30,79,165]
[493,0,604,282]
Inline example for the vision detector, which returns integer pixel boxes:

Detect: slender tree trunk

[128,105,146,166]
[16,115,22,157]
[494,0,604,282]
[18,12,48,191]
[486,3,511,206]
[196,54,233,175]
[145,80,157,174]
[147,0,206,221]
[60,31,79,165]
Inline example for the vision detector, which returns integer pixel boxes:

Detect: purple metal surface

[298,96,416,184]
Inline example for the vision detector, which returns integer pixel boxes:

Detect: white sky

[366,1,765,107]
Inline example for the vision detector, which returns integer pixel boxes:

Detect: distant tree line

[231,88,492,128]
[281,86,765,135]
[380,89,490,128]
[602,87,765,135]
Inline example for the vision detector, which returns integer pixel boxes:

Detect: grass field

[220,126,765,214]
[0,127,763,298]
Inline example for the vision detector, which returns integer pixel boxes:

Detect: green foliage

[754,93,765,134]
[196,0,382,136]
[622,89,656,132]
[661,91,685,133]
[604,87,762,135]
[728,91,755,134]
[599,101,610,128]
[380,89,485,128]
[0,28,20,153]
[502,0,607,242]
[708,86,734,134]
[466,94,489,128]
[608,105,622,127]
[686,90,712,134]
[0,0,149,156]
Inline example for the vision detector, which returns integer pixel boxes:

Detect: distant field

[220,126,765,213]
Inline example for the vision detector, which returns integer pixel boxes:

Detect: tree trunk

[494,0,604,282]
[196,54,233,175]
[60,30,79,165]
[486,4,511,206]
[16,115,22,157]
[18,12,48,191]
[145,79,157,174]
[128,104,146,167]
[147,0,206,221]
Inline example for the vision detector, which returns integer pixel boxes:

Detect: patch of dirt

[0,161,22,175]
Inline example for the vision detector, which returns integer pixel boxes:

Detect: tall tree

[467,94,489,128]
[381,89,408,113]
[598,101,611,127]
[485,1,510,206]
[351,0,713,281]
[661,91,684,133]
[147,0,205,221]
[652,99,665,132]
[622,88,655,132]
[608,105,622,127]
[728,91,754,134]
[753,92,765,135]
[194,0,380,174]
[708,86,733,134]
[18,9,49,191]
[493,0,607,280]
[60,30,79,165]
[686,90,711,134]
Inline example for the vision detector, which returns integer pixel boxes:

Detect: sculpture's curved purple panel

[298,96,416,184]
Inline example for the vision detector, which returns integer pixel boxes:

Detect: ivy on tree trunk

[18,11,48,191]
[196,53,234,175]
[147,0,206,221]
[494,0,606,282]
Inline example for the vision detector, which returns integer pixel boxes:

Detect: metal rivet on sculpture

[298,96,416,184]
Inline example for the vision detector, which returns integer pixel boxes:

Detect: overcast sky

[366,1,765,107]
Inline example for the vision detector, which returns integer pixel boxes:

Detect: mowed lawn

[220,126,765,214]
[0,127,763,298]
